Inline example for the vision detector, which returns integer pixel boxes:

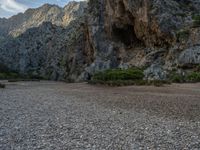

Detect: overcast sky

[0,0,83,18]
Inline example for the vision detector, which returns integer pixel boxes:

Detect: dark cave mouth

[111,24,143,47]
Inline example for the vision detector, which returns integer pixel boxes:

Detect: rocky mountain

[0,0,200,81]
[0,1,90,80]
[0,1,86,38]
[85,0,200,80]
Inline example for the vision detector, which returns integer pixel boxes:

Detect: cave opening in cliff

[112,24,142,47]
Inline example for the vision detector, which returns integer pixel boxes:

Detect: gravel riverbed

[0,81,200,149]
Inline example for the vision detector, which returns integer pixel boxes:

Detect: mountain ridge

[0,1,87,37]
[0,1,89,80]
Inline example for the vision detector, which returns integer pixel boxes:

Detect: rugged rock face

[83,0,200,80]
[0,2,87,37]
[0,0,200,81]
[0,1,90,81]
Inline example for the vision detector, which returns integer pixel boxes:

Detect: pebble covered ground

[0,81,200,149]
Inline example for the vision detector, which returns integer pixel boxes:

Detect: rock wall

[0,1,90,81]
[82,0,200,80]
[0,0,200,81]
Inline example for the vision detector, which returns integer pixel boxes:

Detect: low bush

[186,72,200,82]
[0,72,19,79]
[169,73,185,83]
[93,68,144,81]
[89,68,172,87]
[0,71,42,81]
[168,71,200,83]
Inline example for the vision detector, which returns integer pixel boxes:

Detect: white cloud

[0,0,27,13]
[0,0,86,18]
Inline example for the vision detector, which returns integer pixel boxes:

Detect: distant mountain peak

[0,1,87,37]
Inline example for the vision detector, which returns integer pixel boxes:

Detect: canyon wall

[0,0,200,81]
[84,0,200,80]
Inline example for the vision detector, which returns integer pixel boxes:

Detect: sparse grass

[0,83,5,88]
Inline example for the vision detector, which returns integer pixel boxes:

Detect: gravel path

[0,81,200,149]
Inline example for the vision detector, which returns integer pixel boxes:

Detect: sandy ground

[0,81,200,149]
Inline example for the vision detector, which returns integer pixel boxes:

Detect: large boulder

[179,46,200,67]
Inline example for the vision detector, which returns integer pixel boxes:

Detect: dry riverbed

[0,81,200,149]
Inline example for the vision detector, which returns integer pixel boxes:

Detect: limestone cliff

[83,0,200,80]
[0,1,90,81]
[0,0,200,81]
[0,2,86,37]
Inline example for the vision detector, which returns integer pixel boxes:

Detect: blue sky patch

[0,0,82,18]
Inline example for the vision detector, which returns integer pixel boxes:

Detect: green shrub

[192,14,200,27]
[0,72,20,79]
[89,68,173,87]
[93,68,144,81]
[169,73,185,83]
[186,72,200,82]
[8,73,19,78]
[0,83,5,88]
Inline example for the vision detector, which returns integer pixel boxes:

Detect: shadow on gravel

[83,84,200,121]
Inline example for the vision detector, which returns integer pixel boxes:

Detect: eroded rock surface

[83,0,200,79]
[0,1,90,81]
[0,0,200,80]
